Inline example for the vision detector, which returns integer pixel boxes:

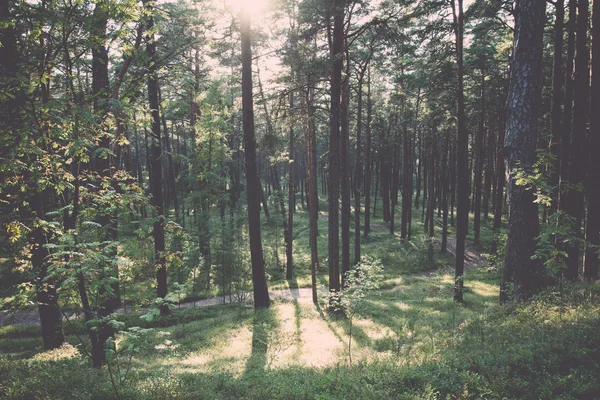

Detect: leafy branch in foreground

[329,256,383,364]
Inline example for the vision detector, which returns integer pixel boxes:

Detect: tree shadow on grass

[244,306,278,374]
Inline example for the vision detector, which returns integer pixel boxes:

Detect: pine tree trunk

[374,158,380,218]
[452,0,468,303]
[306,86,320,303]
[428,129,437,241]
[500,0,545,302]
[408,133,414,239]
[401,123,411,240]
[550,0,565,212]
[143,0,169,315]
[483,128,495,219]
[415,129,422,210]
[341,50,351,284]
[328,0,344,295]
[560,0,577,212]
[363,66,373,238]
[381,123,391,223]
[441,130,450,252]
[286,91,294,280]
[564,0,590,280]
[491,108,507,256]
[390,116,400,235]
[259,177,271,223]
[354,63,367,263]
[241,7,270,308]
[585,0,600,281]
[473,68,485,245]
[450,138,456,227]
[158,87,179,220]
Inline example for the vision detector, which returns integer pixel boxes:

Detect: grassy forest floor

[1,199,600,399]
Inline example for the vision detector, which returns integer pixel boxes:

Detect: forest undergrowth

[1,216,599,400]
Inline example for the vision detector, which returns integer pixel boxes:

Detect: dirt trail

[1,214,485,327]
[0,288,324,327]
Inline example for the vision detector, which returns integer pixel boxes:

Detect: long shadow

[244,307,278,375]
[327,270,500,358]
[292,300,303,357]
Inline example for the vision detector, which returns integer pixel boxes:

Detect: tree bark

[564,0,590,280]
[500,0,545,303]
[560,0,577,212]
[306,85,319,303]
[380,121,391,223]
[287,90,294,280]
[363,65,373,238]
[550,0,565,212]
[401,122,411,240]
[584,0,600,281]
[328,0,344,295]
[341,47,351,285]
[241,7,270,308]
[441,130,450,252]
[143,0,169,315]
[354,59,369,263]
[452,0,468,303]
[473,67,485,245]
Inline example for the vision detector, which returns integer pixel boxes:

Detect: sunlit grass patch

[28,343,79,363]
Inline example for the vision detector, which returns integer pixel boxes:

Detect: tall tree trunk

[491,110,507,255]
[421,149,427,220]
[407,132,414,239]
[380,121,391,223]
[363,65,373,238]
[328,0,344,295]
[482,128,495,219]
[341,49,351,284]
[415,129,422,210]
[91,0,110,179]
[401,122,411,240]
[441,130,450,252]
[306,85,319,303]
[473,67,485,245]
[354,60,369,263]
[564,0,590,280]
[560,0,577,211]
[585,0,600,281]
[158,86,179,220]
[286,91,294,280]
[241,7,270,308]
[143,0,169,315]
[390,115,400,235]
[374,155,380,217]
[428,129,437,243]
[91,1,121,355]
[450,138,456,227]
[550,0,565,212]
[500,0,545,303]
[426,130,436,262]
[452,0,468,303]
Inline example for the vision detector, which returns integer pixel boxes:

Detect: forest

[0,0,599,398]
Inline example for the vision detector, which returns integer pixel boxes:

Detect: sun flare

[222,0,272,23]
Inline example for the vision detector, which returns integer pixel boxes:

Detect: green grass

[4,189,596,399]
[262,192,463,293]
[1,266,599,399]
